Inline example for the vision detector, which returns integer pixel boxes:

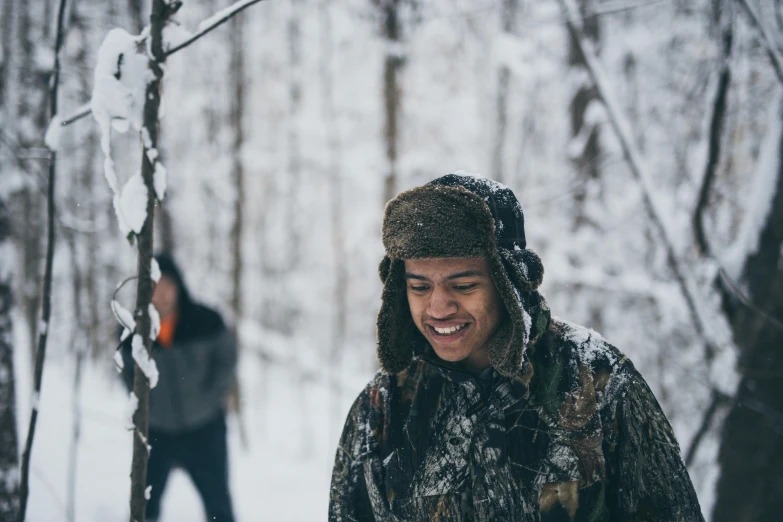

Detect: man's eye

[410,285,429,292]
[454,284,477,291]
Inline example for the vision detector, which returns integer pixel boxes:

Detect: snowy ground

[17,344,370,522]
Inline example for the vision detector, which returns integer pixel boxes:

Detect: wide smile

[427,323,470,344]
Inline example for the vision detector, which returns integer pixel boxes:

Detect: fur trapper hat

[377,172,550,377]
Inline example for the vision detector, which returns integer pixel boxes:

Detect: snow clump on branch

[92,28,170,238]
[131,334,159,389]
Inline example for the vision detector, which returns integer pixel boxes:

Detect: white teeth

[433,324,465,335]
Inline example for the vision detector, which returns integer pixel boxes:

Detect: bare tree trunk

[5,0,47,378]
[491,0,517,184]
[228,9,248,450]
[128,0,143,33]
[566,0,601,229]
[128,1,167,520]
[286,0,303,268]
[382,0,402,203]
[713,103,783,522]
[694,0,734,256]
[16,0,67,518]
[0,196,19,522]
[64,231,85,522]
[319,0,348,440]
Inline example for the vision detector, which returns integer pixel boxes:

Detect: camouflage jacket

[329,319,704,521]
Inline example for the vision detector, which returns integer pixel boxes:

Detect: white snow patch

[38,320,48,336]
[163,23,194,52]
[556,317,613,366]
[114,350,124,372]
[451,169,484,179]
[126,391,138,429]
[145,485,152,500]
[31,392,40,412]
[120,327,131,342]
[149,303,161,341]
[44,114,62,151]
[151,258,161,283]
[131,334,158,389]
[111,300,136,332]
[118,173,149,234]
[91,28,148,157]
[154,162,167,201]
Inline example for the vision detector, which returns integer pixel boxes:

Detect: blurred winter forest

[1,0,782,520]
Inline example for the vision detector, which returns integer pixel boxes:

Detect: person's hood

[377,173,550,378]
[154,252,225,343]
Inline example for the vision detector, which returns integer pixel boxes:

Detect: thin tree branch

[694,5,734,256]
[685,388,731,466]
[560,0,724,360]
[735,0,783,86]
[718,268,783,333]
[59,0,268,127]
[166,0,267,54]
[16,0,68,519]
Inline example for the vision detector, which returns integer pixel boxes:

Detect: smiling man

[329,173,703,521]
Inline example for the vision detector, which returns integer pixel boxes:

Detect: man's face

[152,274,179,319]
[404,257,504,371]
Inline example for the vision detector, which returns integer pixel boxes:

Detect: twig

[166,0,267,54]
[560,0,724,360]
[60,0,268,127]
[694,5,733,256]
[718,268,783,333]
[735,0,783,86]
[16,0,68,520]
[685,388,730,466]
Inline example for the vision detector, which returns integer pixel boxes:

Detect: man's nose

[427,286,457,318]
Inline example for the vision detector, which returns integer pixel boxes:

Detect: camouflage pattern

[329,318,704,521]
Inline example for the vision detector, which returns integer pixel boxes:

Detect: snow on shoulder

[554,317,617,367]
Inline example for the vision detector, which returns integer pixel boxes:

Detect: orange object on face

[157,312,178,348]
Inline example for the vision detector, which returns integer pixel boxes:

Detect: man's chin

[429,343,469,363]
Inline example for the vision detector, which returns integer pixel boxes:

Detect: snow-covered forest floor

[16,337,367,521]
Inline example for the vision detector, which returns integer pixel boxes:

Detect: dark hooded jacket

[120,254,237,434]
[329,174,703,521]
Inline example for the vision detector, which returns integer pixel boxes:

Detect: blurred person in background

[329,173,703,521]
[120,253,237,522]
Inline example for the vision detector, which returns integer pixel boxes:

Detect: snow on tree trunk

[713,100,783,522]
[127,0,168,517]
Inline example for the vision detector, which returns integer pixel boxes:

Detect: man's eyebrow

[445,270,485,280]
[405,273,429,281]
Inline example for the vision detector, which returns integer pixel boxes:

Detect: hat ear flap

[499,248,544,292]
[486,254,527,377]
[379,255,392,282]
[376,258,415,374]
